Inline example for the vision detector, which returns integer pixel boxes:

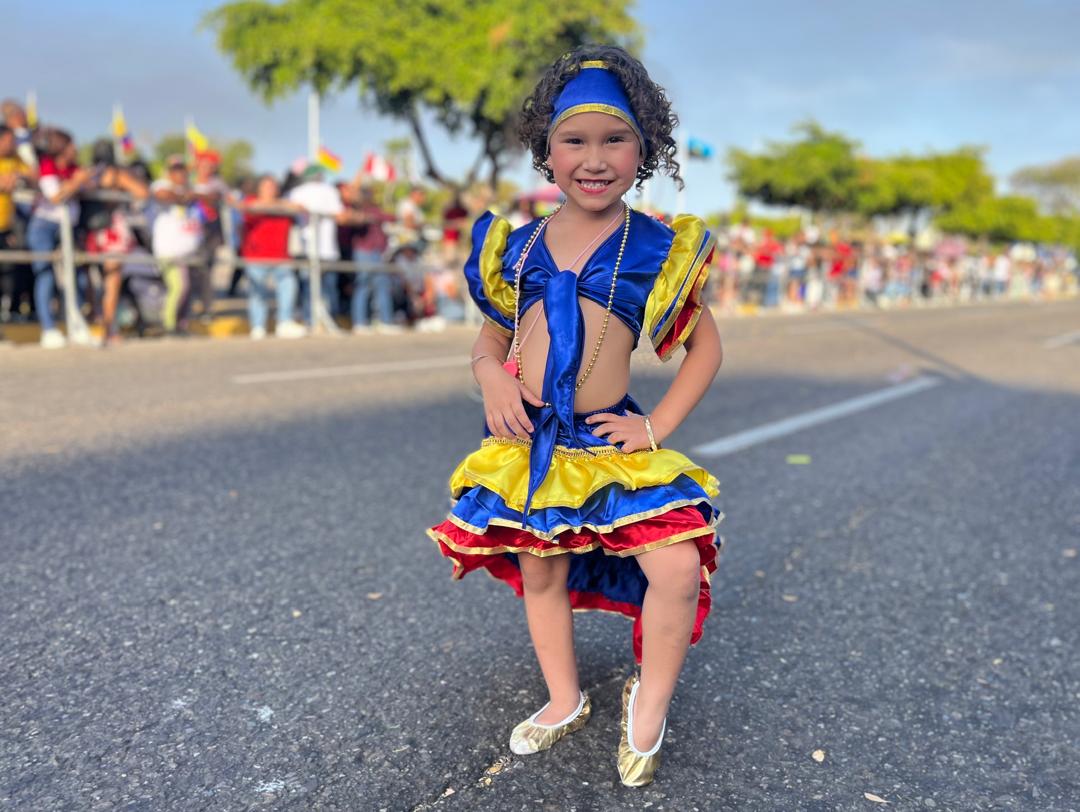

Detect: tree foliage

[202,0,639,188]
[1010,156,1080,215]
[727,121,861,213]
[724,122,1080,247]
[855,149,992,220]
[935,195,1052,244]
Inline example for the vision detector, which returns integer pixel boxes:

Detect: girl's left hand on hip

[585,413,652,453]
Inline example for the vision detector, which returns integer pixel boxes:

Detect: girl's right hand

[476,359,545,439]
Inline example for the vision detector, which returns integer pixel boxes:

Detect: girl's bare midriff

[517,297,636,414]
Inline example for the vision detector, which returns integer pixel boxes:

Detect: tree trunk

[406,106,450,187]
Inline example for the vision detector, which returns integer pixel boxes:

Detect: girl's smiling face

[548,112,641,216]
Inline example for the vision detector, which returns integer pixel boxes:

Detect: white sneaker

[250,326,267,341]
[374,322,405,335]
[351,324,374,335]
[274,320,307,339]
[416,315,447,333]
[40,329,67,349]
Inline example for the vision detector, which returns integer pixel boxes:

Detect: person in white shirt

[287,164,344,323]
[394,185,426,247]
[150,155,204,335]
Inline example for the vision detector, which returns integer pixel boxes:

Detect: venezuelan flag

[112,107,135,155]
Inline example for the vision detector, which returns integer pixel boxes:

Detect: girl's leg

[517,553,581,723]
[632,540,702,750]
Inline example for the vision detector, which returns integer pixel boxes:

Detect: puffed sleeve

[643,215,716,361]
[463,211,515,336]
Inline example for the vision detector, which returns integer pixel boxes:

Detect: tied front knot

[520,270,586,528]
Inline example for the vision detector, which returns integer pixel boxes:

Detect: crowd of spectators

[0,100,478,348]
[710,219,1078,313]
[1,99,1076,349]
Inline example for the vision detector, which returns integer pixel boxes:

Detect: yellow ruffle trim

[644,214,715,359]
[447,437,720,512]
[477,214,515,324]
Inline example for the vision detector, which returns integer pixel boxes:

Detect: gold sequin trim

[479,436,647,458]
[447,500,724,542]
[427,522,717,560]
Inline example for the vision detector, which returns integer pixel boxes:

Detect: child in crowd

[150,155,204,336]
[427,45,724,787]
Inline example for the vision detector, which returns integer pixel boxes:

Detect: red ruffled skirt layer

[429,505,720,663]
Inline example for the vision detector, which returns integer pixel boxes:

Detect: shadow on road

[3,371,1079,810]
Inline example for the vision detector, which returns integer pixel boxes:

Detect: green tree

[727,121,861,215]
[202,0,639,189]
[935,195,1053,244]
[1011,156,1080,215]
[856,148,993,232]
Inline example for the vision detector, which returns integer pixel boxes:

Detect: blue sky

[6,0,1080,214]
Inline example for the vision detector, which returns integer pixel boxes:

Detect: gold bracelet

[643,414,658,452]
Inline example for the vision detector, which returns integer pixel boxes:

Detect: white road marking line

[1043,330,1080,350]
[232,355,468,384]
[785,321,862,335]
[692,376,943,457]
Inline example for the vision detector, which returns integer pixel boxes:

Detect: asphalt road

[2,300,1079,811]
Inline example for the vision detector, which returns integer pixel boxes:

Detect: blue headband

[547,60,647,154]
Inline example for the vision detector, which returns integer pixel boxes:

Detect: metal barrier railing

[3,189,443,345]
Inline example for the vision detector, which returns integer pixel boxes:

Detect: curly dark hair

[518,44,682,191]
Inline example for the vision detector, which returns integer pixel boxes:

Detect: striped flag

[362,152,397,183]
[112,106,135,157]
[186,122,209,153]
[317,146,342,174]
[26,91,38,129]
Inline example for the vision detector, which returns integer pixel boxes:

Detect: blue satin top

[463,207,715,527]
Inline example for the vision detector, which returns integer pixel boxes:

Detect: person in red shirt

[237,174,305,339]
[829,238,855,303]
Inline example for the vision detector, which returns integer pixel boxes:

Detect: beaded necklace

[504,203,631,392]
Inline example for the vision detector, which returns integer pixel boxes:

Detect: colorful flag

[317,146,342,174]
[112,107,135,156]
[687,137,714,160]
[362,152,397,183]
[186,123,209,153]
[26,91,38,129]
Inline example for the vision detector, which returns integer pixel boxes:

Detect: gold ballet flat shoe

[617,675,666,787]
[509,691,591,755]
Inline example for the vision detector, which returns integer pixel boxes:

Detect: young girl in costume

[427,45,724,787]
